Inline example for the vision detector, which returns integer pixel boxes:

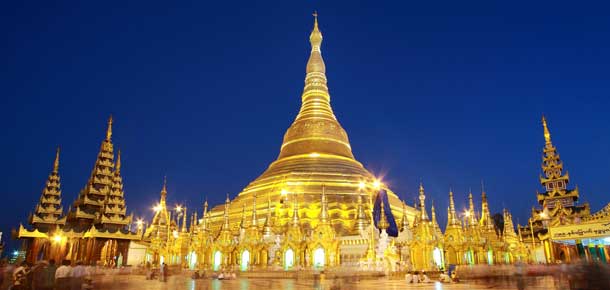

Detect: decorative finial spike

[309,11,323,52]
[106,115,113,141]
[542,115,552,144]
[53,147,60,173]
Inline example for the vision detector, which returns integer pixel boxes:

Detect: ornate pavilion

[16,117,140,266]
[518,117,610,263]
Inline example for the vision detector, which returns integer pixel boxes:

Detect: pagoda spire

[320,185,329,223]
[431,202,443,238]
[251,193,258,227]
[263,193,273,236]
[53,147,60,173]
[538,115,573,202]
[418,183,429,221]
[467,190,477,226]
[201,199,208,230]
[480,182,493,230]
[503,209,518,238]
[400,202,410,231]
[222,194,230,230]
[292,197,300,226]
[161,176,168,205]
[181,206,188,232]
[240,204,247,230]
[145,178,170,242]
[31,147,65,229]
[277,12,356,160]
[106,115,113,141]
[542,115,551,145]
[378,199,389,230]
[68,116,116,226]
[355,190,368,232]
[447,189,460,227]
[100,149,130,229]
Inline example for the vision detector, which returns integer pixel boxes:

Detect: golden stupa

[208,15,413,235]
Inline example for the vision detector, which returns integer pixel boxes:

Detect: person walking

[39,259,56,290]
[54,260,71,290]
[70,261,87,290]
[31,260,49,290]
[159,263,166,282]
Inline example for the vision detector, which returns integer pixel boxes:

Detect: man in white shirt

[54,260,72,290]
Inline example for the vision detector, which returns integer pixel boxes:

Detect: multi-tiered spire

[538,116,577,203]
[31,148,66,230]
[100,150,131,229]
[446,189,460,228]
[145,178,171,244]
[430,202,443,239]
[68,116,116,227]
[262,194,273,237]
[400,202,410,232]
[467,190,477,227]
[355,190,368,233]
[320,185,329,224]
[418,183,430,221]
[479,183,494,231]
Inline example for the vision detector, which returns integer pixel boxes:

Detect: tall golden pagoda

[207,15,412,233]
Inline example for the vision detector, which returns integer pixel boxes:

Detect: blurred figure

[42,259,57,290]
[159,262,166,282]
[70,261,87,290]
[11,261,29,290]
[31,260,49,290]
[439,270,451,283]
[54,260,71,290]
[405,272,413,283]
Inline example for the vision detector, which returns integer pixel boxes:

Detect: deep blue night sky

[2,1,610,251]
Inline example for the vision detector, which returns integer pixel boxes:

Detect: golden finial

[321,184,329,222]
[378,199,389,230]
[53,147,60,173]
[309,11,323,51]
[418,182,428,220]
[542,115,552,144]
[115,149,122,173]
[292,197,300,225]
[159,176,167,204]
[106,115,113,141]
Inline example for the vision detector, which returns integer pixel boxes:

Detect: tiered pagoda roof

[67,116,117,229]
[30,148,66,230]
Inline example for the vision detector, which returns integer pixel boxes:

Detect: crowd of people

[0,260,94,290]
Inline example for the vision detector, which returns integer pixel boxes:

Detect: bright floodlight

[280,189,288,196]
[358,182,365,190]
[373,179,381,189]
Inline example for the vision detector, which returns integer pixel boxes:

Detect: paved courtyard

[93,274,562,290]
